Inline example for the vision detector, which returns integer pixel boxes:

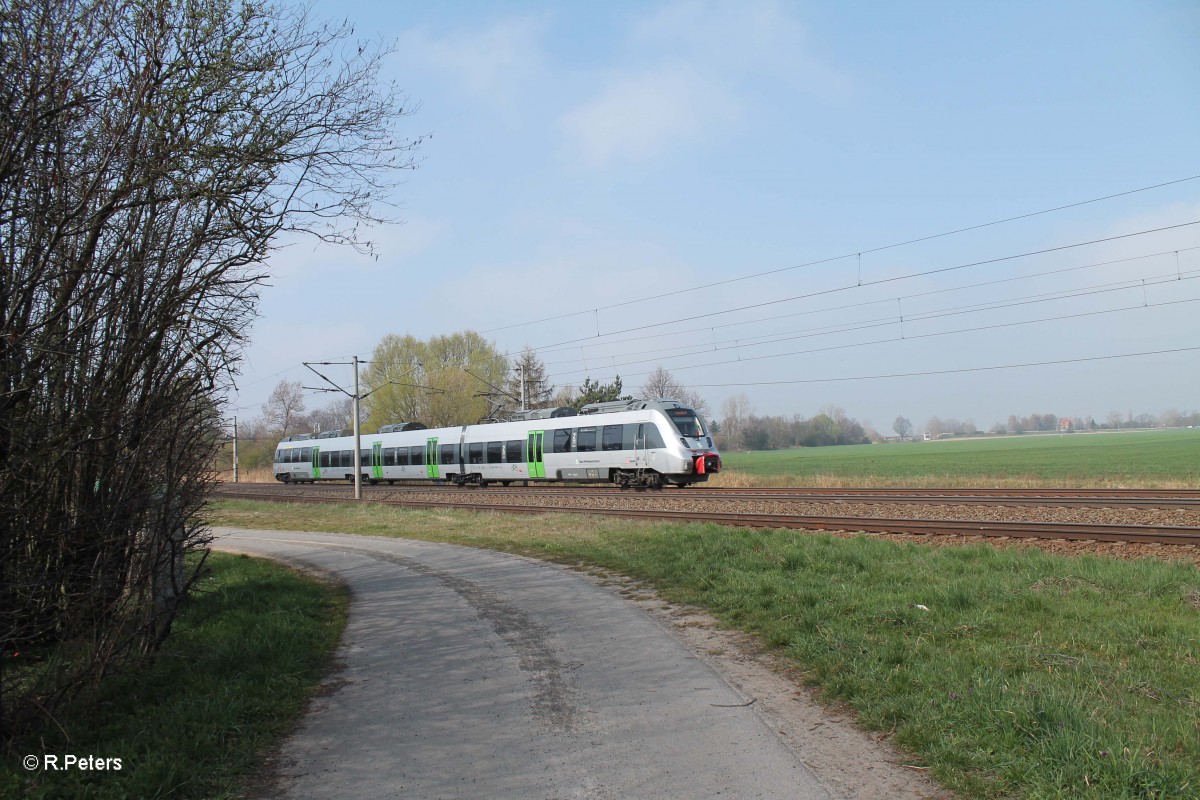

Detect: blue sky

[231,0,1200,433]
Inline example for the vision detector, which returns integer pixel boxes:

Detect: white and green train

[273,398,721,489]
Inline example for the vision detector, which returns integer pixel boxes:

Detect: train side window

[468,442,484,464]
[320,451,330,468]
[382,447,395,466]
[361,450,372,466]
[440,444,457,465]
[396,447,409,466]
[487,441,502,464]
[300,447,311,462]
[505,439,524,463]
[576,427,596,452]
[410,446,425,464]
[644,424,665,449]
[552,428,572,453]
[622,424,638,450]
[275,450,283,463]
[602,425,622,451]
[292,449,302,463]
[341,450,352,467]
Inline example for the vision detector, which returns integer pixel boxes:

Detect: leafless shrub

[0,0,419,743]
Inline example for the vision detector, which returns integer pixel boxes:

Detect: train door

[425,437,438,478]
[372,442,383,480]
[527,430,545,478]
[311,446,321,480]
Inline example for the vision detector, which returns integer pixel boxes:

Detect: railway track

[212,483,1200,548]
[216,481,1200,507]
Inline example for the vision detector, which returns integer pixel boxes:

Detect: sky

[229,0,1200,435]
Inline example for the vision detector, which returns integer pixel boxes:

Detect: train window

[382,448,395,466]
[396,448,409,466]
[292,449,302,463]
[622,424,638,450]
[602,425,622,451]
[361,450,372,467]
[320,451,331,468]
[411,446,425,465]
[340,450,352,467]
[576,427,596,452]
[468,443,484,464]
[275,450,283,463]
[300,447,311,462]
[552,428,572,453]
[665,408,705,437]
[645,424,665,449]
[440,444,457,465]
[487,441,502,464]
[505,439,524,463]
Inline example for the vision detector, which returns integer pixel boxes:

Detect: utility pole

[353,355,362,500]
[232,416,239,483]
[303,357,418,501]
[304,357,370,501]
[518,361,526,412]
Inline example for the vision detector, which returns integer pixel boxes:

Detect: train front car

[651,402,721,486]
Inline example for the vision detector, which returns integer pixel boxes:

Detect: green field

[716,429,1200,487]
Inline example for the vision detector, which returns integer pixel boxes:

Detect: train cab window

[440,444,457,465]
[487,441,502,464]
[602,425,623,451]
[576,427,596,452]
[274,450,283,463]
[410,446,425,464]
[468,443,484,464]
[552,428,572,453]
[665,408,705,437]
[505,439,524,463]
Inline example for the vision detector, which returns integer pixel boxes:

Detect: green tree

[569,375,631,410]
[364,331,509,427]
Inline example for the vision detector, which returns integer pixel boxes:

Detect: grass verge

[209,499,1200,799]
[1,551,347,800]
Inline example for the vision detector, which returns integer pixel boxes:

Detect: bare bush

[0,0,419,743]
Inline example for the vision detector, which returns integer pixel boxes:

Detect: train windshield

[665,408,706,437]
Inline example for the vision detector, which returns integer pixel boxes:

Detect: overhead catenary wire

[483,173,1200,335]
[528,245,1200,360]
[515,219,1200,356]
[681,344,1200,388]
[539,268,1200,369]
[545,295,1200,382]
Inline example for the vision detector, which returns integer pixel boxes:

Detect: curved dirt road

[215,528,944,800]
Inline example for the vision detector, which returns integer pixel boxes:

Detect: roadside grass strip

[2,552,347,800]
[210,500,1200,799]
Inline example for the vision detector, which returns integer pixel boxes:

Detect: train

[273,398,721,489]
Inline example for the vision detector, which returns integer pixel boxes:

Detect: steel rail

[211,486,1200,547]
